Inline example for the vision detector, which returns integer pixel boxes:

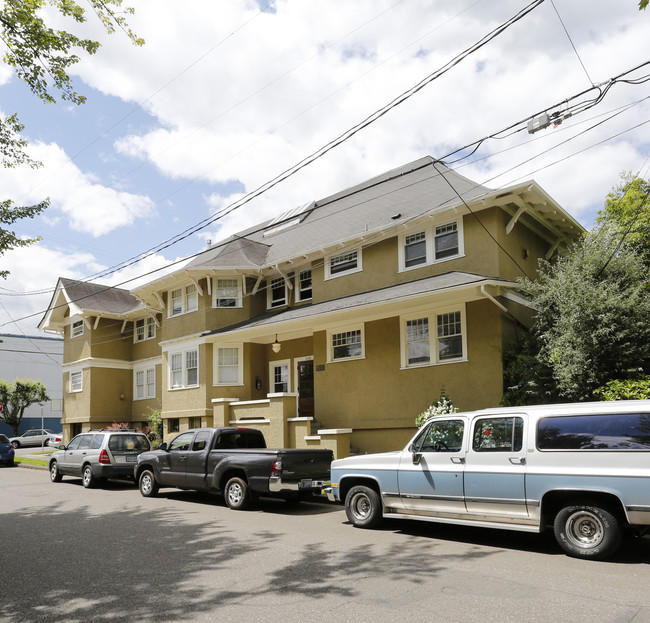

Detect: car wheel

[50,461,62,483]
[82,464,96,488]
[553,502,622,560]
[138,469,159,497]
[12,441,20,449]
[224,476,250,510]
[345,485,383,528]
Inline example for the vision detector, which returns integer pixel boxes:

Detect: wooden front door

[297,360,314,419]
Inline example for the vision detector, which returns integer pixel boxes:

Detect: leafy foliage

[596,172,650,265]
[415,387,459,428]
[520,225,650,402]
[594,377,650,400]
[0,379,50,435]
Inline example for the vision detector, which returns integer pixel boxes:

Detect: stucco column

[211,398,238,427]
[266,393,298,448]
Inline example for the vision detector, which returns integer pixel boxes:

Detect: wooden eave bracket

[545,240,561,260]
[506,205,527,235]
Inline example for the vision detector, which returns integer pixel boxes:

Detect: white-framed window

[134,317,156,343]
[296,269,312,302]
[213,277,242,308]
[325,249,362,280]
[169,348,199,389]
[71,319,84,338]
[214,344,243,386]
[401,306,467,368]
[398,219,463,272]
[327,325,365,362]
[134,367,156,400]
[168,284,199,317]
[269,360,290,393]
[268,277,287,309]
[69,370,83,393]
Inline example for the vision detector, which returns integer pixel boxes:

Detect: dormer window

[213,277,242,308]
[399,219,463,272]
[325,249,362,280]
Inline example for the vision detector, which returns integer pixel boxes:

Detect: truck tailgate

[277,449,333,480]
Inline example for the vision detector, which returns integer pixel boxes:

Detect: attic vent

[263,201,315,237]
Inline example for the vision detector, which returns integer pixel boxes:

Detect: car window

[168,432,194,452]
[108,434,150,452]
[66,436,83,451]
[0,435,9,443]
[192,431,211,451]
[90,434,104,449]
[473,417,524,452]
[214,432,236,449]
[77,435,93,450]
[414,419,465,452]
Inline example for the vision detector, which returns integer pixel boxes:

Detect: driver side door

[398,417,468,516]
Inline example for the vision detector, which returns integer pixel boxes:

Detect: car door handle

[509,457,526,465]
[450,457,465,464]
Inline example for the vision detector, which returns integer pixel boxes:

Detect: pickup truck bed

[135,427,333,509]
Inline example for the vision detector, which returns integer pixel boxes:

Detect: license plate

[126,456,136,463]
[300,479,329,489]
[300,479,312,489]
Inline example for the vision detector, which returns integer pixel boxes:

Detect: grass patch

[15,456,48,467]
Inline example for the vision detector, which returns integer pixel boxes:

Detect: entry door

[397,417,468,516]
[297,360,314,418]
[464,415,528,518]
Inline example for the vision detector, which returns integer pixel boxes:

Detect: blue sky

[0,0,649,334]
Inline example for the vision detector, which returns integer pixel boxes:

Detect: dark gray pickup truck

[134,427,333,509]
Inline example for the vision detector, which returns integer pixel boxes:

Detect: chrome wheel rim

[141,474,153,495]
[83,467,92,486]
[228,483,243,506]
[50,464,57,481]
[350,492,372,520]
[566,511,604,549]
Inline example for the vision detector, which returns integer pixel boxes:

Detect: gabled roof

[38,278,145,332]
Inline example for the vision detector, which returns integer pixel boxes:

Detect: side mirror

[158,442,168,451]
[59,444,66,450]
[408,443,422,465]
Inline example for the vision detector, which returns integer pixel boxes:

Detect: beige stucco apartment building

[38,157,583,457]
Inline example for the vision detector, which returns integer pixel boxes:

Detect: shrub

[415,387,459,428]
[594,377,650,401]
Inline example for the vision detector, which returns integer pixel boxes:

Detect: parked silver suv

[49,429,151,488]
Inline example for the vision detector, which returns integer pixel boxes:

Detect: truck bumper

[324,486,337,502]
[269,476,330,493]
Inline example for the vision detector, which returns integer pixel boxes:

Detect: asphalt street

[2,465,650,623]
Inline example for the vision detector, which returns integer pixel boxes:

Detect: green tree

[415,387,459,428]
[641,0,648,10]
[0,0,142,277]
[0,379,50,435]
[521,226,650,402]
[596,172,650,265]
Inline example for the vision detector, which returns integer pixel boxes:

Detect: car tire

[50,461,62,483]
[138,469,159,498]
[553,501,622,560]
[224,476,250,510]
[82,464,96,488]
[345,485,383,529]
[12,441,20,449]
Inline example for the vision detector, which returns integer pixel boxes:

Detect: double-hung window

[399,219,462,271]
[214,345,243,385]
[214,278,242,308]
[134,367,156,400]
[328,326,365,361]
[326,249,362,279]
[134,317,156,342]
[402,307,466,367]
[169,284,199,317]
[268,278,287,308]
[296,269,312,301]
[169,348,199,389]
[71,320,84,338]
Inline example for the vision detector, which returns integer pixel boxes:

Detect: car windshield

[0,435,9,444]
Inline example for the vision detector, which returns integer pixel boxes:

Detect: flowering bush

[415,388,459,428]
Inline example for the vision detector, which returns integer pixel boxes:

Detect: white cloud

[0,141,156,237]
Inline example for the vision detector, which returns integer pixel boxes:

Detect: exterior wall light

[272,335,281,354]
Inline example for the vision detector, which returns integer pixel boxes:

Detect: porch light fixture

[272,334,281,354]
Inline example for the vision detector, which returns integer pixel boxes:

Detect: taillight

[271,458,282,476]
[99,449,111,464]
[10,443,14,450]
